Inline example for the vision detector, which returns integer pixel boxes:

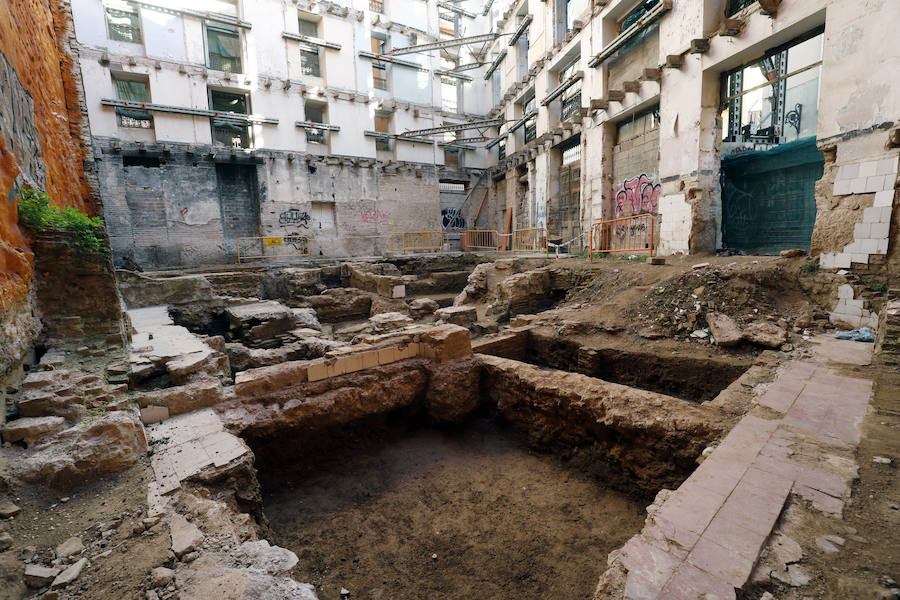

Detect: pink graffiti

[614,174,660,218]
[360,208,390,225]
[180,207,189,219]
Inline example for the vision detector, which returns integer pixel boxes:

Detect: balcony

[212,121,250,149]
[561,91,582,121]
[306,128,326,144]
[375,135,391,151]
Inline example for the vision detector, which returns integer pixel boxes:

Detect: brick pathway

[618,336,874,600]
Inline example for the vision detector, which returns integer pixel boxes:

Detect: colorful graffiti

[279,208,311,228]
[0,52,45,188]
[614,174,660,218]
[360,207,390,225]
[441,207,466,231]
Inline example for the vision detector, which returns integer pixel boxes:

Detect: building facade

[70,0,899,269]
[481,0,899,265]
[71,0,496,265]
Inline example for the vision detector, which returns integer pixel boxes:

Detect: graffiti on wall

[0,52,46,188]
[441,207,466,231]
[614,174,660,218]
[360,207,390,225]
[279,208,311,228]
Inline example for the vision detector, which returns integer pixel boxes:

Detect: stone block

[849,253,869,264]
[853,223,871,238]
[873,190,895,207]
[834,253,852,269]
[306,359,328,382]
[864,206,892,223]
[170,513,204,557]
[140,406,170,425]
[235,363,307,397]
[860,238,878,254]
[360,350,379,369]
[876,156,898,175]
[832,179,851,196]
[870,222,891,239]
[435,305,478,328]
[1,416,66,446]
[836,163,858,180]
[391,284,406,299]
[865,175,886,193]
[850,177,867,194]
[377,347,398,365]
[819,253,834,269]
[421,324,471,362]
[876,238,889,253]
[838,284,855,299]
[140,380,224,415]
[858,160,877,178]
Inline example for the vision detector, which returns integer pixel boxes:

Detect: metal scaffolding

[386,33,500,57]
[396,118,504,138]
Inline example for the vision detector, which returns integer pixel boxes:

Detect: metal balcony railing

[306,128,325,144]
[561,91,582,121]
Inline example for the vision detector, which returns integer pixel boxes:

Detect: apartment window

[560,58,582,122]
[369,0,384,13]
[371,36,388,90]
[207,25,242,73]
[106,4,142,43]
[305,103,326,144]
[374,114,391,151]
[210,90,250,148]
[498,139,506,160]
[561,142,581,166]
[299,18,318,37]
[721,30,823,146]
[113,78,153,128]
[523,96,537,143]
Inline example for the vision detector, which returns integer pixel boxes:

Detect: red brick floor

[617,337,874,599]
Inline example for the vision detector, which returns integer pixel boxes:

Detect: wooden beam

[473,187,489,225]
[665,54,684,68]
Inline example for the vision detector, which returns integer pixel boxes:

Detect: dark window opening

[727,0,756,16]
[210,90,251,148]
[498,139,506,160]
[123,155,161,168]
[523,96,537,143]
[305,104,326,144]
[207,25,243,73]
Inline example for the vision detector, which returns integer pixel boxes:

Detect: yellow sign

[264,237,283,247]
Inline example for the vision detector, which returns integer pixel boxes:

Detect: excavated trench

[520,329,752,403]
[251,413,645,600]
[241,349,730,600]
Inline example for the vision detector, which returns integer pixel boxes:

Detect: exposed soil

[260,419,646,600]
[0,461,170,600]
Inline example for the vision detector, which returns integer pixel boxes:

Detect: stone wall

[94,138,465,268]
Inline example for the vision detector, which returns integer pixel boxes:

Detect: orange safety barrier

[390,231,445,253]
[589,213,655,260]
[460,229,500,251]
[512,227,548,253]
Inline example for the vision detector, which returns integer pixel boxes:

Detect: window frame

[113,77,154,128]
[209,89,252,149]
[106,3,142,44]
[206,24,244,74]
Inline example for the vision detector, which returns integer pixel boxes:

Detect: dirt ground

[0,461,170,600]
[261,419,646,600]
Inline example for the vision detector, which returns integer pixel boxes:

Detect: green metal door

[721,137,823,255]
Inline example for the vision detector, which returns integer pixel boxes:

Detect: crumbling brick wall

[0,0,97,376]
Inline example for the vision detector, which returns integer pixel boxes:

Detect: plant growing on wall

[16,189,106,252]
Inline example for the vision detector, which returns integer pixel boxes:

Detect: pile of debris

[632,263,826,346]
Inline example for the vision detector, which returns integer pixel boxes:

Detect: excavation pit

[253,417,646,600]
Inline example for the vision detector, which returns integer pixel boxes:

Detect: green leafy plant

[16,188,106,252]
[801,261,819,273]
[871,282,886,292]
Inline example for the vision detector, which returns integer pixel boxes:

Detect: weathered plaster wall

[96,139,450,267]
[0,0,94,376]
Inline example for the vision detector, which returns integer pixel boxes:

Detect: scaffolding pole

[397,118,504,138]
[386,33,500,56]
